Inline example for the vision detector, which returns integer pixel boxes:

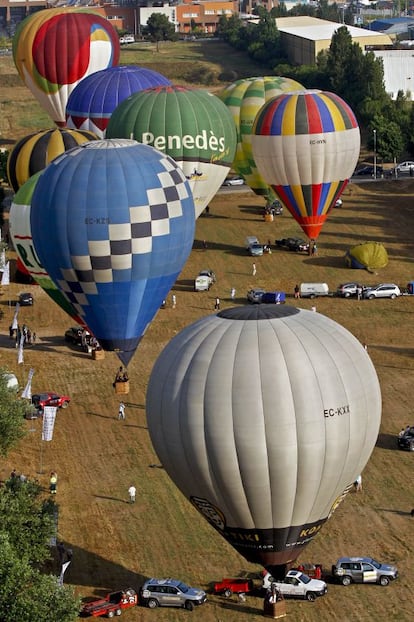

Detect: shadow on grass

[375,433,399,450]
[377,508,413,517]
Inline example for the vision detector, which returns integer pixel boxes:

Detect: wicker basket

[264,214,274,222]
[92,349,105,360]
[115,381,129,395]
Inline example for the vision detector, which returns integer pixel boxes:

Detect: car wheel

[390,293,396,299]
[368,294,375,300]
[185,600,194,611]
[108,612,115,619]
[379,576,390,586]
[410,442,414,452]
[61,401,69,409]
[115,609,122,616]
[224,589,232,598]
[309,294,316,299]
[341,575,352,586]
[306,592,316,601]
[148,598,159,609]
[344,292,351,298]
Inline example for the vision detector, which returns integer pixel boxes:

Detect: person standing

[294,284,300,299]
[172,294,176,309]
[49,471,58,494]
[252,263,257,276]
[128,485,136,503]
[230,287,236,300]
[215,297,220,310]
[118,401,126,420]
[354,474,362,492]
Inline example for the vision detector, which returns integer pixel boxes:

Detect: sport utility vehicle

[336,282,362,298]
[332,557,398,586]
[140,578,207,610]
[363,284,401,299]
[397,425,414,451]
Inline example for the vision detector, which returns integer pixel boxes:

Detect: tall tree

[0,370,28,457]
[144,13,177,52]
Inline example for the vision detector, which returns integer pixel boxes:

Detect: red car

[32,392,71,411]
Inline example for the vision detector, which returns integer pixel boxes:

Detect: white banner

[12,303,20,330]
[17,333,24,365]
[1,260,9,285]
[58,561,71,586]
[42,406,57,441]
[21,368,35,400]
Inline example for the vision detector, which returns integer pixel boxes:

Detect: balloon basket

[92,349,105,360]
[263,599,286,619]
[264,214,274,222]
[115,381,129,395]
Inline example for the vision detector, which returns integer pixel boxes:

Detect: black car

[397,426,414,451]
[353,165,384,177]
[275,237,309,253]
[18,292,33,306]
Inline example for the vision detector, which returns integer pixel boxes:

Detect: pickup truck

[262,569,327,601]
[80,588,138,617]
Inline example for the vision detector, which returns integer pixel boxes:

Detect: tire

[410,442,414,452]
[185,600,194,611]
[148,599,159,609]
[61,401,69,409]
[341,575,352,586]
[344,292,351,298]
[368,294,375,300]
[224,589,232,598]
[115,609,122,616]
[309,294,316,299]
[306,592,317,601]
[390,294,396,299]
[379,576,390,586]
[108,612,115,619]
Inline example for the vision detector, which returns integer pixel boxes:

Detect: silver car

[140,578,207,610]
[362,284,401,299]
[332,557,398,586]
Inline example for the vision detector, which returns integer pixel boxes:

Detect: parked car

[140,578,207,610]
[362,283,401,299]
[222,176,245,186]
[31,392,71,411]
[332,557,398,586]
[248,243,264,256]
[18,292,33,306]
[194,270,216,291]
[336,282,363,298]
[245,235,259,249]
[247,288,266,303]
[119,35,135,44]
[64,326,84,345]
[262,569,327,600]
[198,269,216,283]
[353,165,384,177]
[275,238,309,253]
[397,425,414,451]
[395,160,414,174]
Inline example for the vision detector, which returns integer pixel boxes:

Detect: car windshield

[298,573,311,584]
[177,582,189,593]
[369,559,381,569]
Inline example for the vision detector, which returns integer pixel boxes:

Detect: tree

[0,369,28,457]
[144,13,177,52]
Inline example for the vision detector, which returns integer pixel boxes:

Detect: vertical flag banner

[12,303,20,330]
[1,261,9,285]
[17,333,24,364]
[58,561,71,586]
[21,367,35,399]
[42,406,57,441]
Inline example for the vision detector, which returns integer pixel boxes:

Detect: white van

[194,275,211,291]
[300,283,330,298]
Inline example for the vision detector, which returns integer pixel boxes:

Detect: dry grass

[1,41,414,622]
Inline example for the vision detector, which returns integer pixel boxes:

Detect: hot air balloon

[13,8,120,126]
[30,139,195,365]
[219,76,303,204]
[251,90,360,240]
[146,305,381,578]
[66,65,171,139]
[7,128,97,192]
[106,85,237,218]
[9,172,88,327]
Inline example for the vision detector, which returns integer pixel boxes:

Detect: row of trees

[217,5,414,163]
[0,372,80,621]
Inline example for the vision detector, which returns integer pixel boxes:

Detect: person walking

[230,287,236,300]
[214,297,220,310]
[49,471,58,494]
[252,263,257,276]
[118,401,126,420]
[128,485,136,503]
[294,284,300,299]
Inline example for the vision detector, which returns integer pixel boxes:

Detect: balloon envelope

[219,76,303,202]
[7,127,97,192]
[107,85,237,218]
[66,65,171,138]
[252,90,360,239]
[13,8,120,126]
[30,139,195,365]
[146,305,381,574]
[345,241,388,270]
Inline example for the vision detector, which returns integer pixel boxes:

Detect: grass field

[1,40,414,622]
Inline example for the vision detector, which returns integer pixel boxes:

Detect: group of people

[114,366,129,384]
[10,323,36,346]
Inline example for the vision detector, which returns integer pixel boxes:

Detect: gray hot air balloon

[146,306,381,577]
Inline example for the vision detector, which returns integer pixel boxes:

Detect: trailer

[80,588,138,617]
[213,577,254,598]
